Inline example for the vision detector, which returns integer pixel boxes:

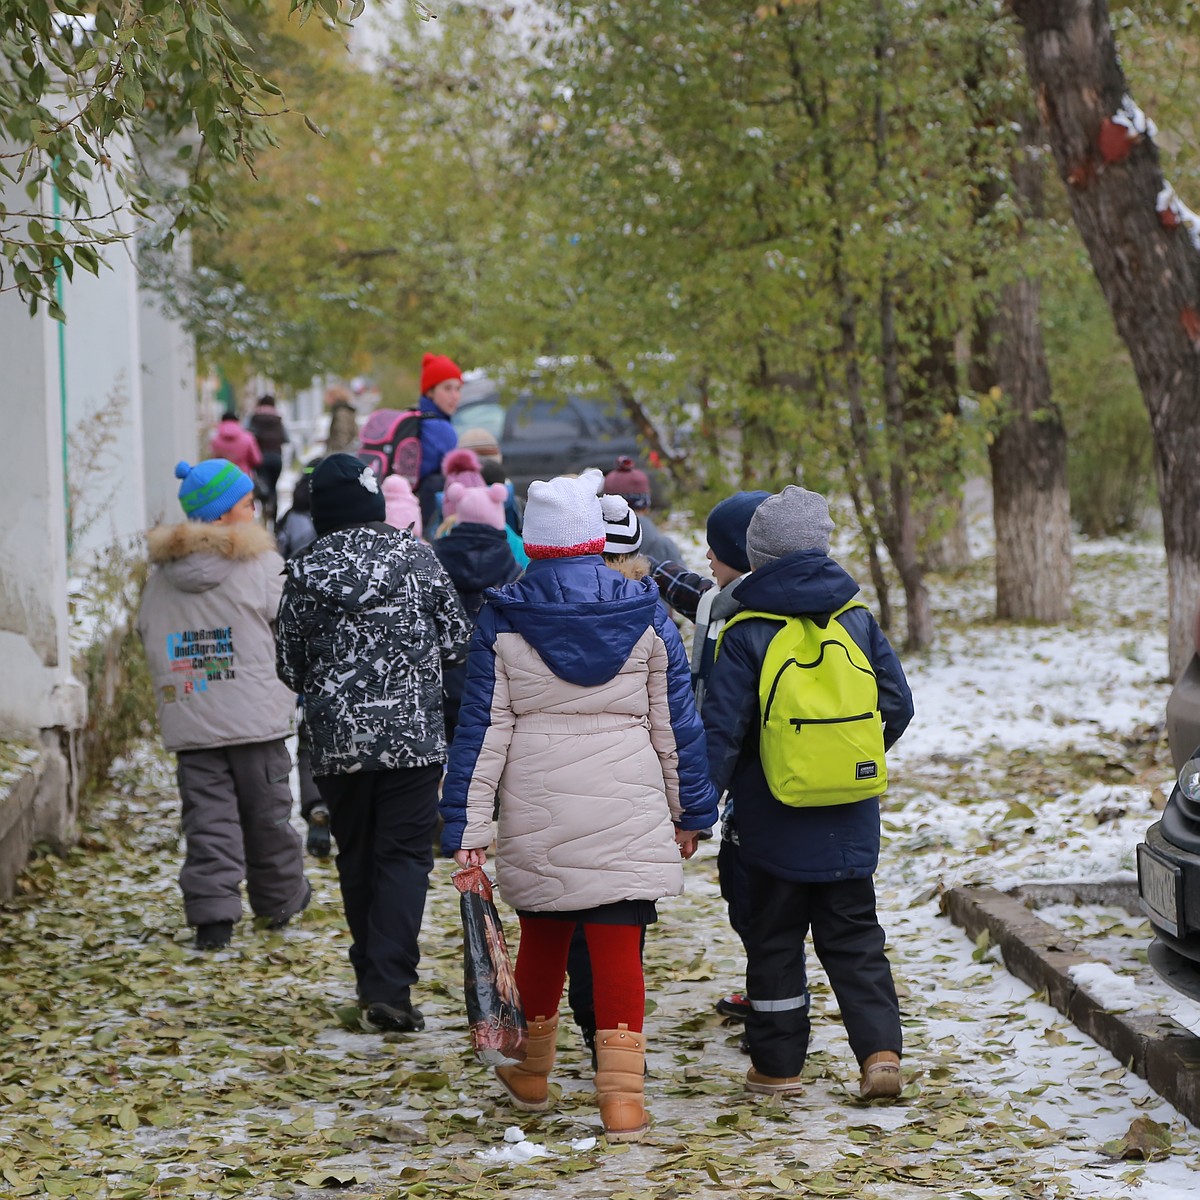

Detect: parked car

[1139,602,1200,1001]
[454,377,673,504]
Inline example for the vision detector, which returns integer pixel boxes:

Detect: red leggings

[515,917,645,1032]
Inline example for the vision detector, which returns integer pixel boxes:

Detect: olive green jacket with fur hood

[137,522,296,752]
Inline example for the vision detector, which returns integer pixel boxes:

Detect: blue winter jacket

[417,393,458,483]
[440,556,719,862]
[703,549,914,883]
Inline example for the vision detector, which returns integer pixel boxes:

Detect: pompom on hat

[600,493,643,556]
[746,485,834,570]
[310,453,386,535]
[450,482,508,531]
[382,473,422,537]
[603,455,652,511]
[441,448,485,517]
[175,459,254,523]
[523,468,606,559]
[420,353,463,395]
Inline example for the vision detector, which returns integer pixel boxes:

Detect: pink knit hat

[441,447,485,516]
[449,482,507,530]
[382,473,422,537]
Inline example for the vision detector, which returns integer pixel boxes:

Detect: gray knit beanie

[746,486,834,569]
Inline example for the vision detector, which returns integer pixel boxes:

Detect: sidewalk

[1,733,1198,1199]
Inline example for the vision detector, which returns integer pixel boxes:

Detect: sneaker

[306,805,332,858]
[745,1067,804,1095]
[364,999,426,1033]
[715,992,752,1021]
[194,921,234,951]
[269,880,312,930]
[859,1051,902,1099]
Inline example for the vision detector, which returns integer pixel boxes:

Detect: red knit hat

[420,353,463,395]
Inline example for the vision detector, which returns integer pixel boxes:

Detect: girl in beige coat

[440,471,718,1141]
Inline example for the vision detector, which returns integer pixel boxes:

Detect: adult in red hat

[416,352,464,528]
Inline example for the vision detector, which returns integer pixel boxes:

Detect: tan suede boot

[495,1015,558,1112]
[595,1024,648,1142]
[859,1051,902,1099]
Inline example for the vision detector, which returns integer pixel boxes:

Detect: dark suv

[454,377,671,502]
[1138,605,1200,1000]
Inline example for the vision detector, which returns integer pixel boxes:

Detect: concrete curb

[942,885,1200,1127]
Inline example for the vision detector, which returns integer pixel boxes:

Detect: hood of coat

[147,522,276,593]
[211,424,249,452]
[284,522,426,613]
[487,555,659,687]
[434,524,518,593]
[733,549,860,617]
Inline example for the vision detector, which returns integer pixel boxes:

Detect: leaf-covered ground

[3,534,1199,1199]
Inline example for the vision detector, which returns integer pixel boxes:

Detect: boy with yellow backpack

[702,486,914,1099]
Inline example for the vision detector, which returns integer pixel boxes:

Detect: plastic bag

[452,866,528,1066]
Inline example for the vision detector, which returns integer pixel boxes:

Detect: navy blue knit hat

[706,490,770,575]
[311,453,386,535]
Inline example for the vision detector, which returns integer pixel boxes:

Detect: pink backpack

[355,409,428,486]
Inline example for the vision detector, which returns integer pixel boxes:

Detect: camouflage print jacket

[276,522,471,775]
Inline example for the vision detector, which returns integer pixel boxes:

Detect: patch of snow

[1068,961,1142,1012]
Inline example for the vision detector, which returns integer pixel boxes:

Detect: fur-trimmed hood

[147,522,279,594]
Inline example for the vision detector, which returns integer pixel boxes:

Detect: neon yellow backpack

[717,601,887,808]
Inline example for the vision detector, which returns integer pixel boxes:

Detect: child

[137,459,310,951]
[598,494,650,581]
[382,473,423,538]
[440,469,718,1142]
[431,482,521,743]
[649,490,770,1026]
[603,456,682,563]
[274,462,329,857]
[209,411,262,478]
[703,486,914,1099]
[276,454,471,1032]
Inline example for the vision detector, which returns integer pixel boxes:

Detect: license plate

[1138,843,1184,937]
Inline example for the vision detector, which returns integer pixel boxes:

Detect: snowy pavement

[2,536,1199,1197]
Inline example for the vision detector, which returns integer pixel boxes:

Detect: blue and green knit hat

[175,459,254,522]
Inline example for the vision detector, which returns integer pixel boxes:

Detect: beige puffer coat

[137,522,296,751]
[440,558,719,914]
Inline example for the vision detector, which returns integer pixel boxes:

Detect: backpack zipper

[762,643,877,724]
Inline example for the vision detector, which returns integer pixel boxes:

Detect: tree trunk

[990,275,1073,621]
[1013,0,1200,675]
[592,356,689,488]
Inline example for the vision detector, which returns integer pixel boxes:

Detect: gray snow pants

[175,739,308,927]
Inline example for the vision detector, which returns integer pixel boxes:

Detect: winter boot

[306,804,332,858]
[860,1051,902,1099]
[745,1067,803,1095]
[595,1024,647,1142]
[194,921,233,951]
[496,1014,558,1112]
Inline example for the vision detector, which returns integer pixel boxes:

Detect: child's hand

[455,847,488,868]
[675,829,699,860]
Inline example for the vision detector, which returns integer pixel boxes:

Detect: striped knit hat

[175,459,254,522]
[600,493,642,555]
[523,468,606,559]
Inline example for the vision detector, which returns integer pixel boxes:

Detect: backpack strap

[716,599,869,657]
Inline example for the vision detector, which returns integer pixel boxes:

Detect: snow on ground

[1,524,1199,1198]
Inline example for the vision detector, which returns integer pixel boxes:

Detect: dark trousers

[718,833,751,948]
[176,740,308,926]
[316,765,440,1005]
[744,867,901,1079]
[296,724,324,821]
